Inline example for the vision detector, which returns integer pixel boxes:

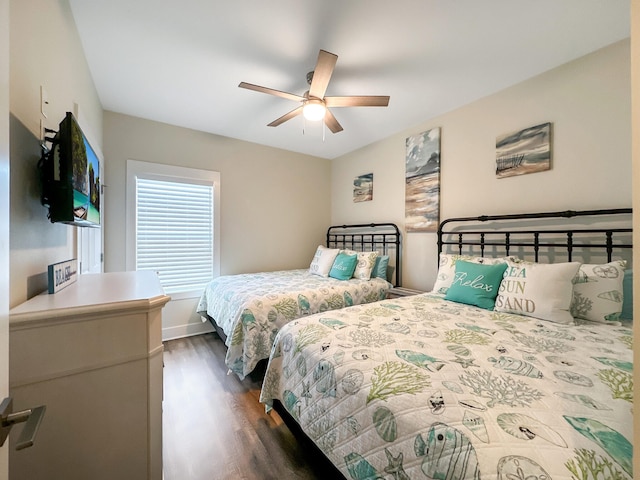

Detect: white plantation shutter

[136,177,214,295]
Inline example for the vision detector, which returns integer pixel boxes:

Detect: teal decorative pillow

[431,253,516,295]
[620,269,633,321]
[329,252,358,280]
[571,260,626,323]
[444,260,508,310]
[373,255,390,280]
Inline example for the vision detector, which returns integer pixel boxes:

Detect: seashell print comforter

[260,293,633,479]
[196,269,391,379]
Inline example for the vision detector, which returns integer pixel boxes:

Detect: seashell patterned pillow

[571,260,626,324]
[341,250,379,280]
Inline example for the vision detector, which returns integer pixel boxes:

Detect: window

[126,160,220,298]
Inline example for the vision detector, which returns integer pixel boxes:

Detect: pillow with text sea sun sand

[494,261,581,324]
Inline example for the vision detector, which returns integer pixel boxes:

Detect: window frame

[126,159,220,300]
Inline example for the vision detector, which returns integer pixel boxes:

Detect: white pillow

[343,250,378,280]
[309,246,340,277]
[431,253,515,295]
[495,261,581,324]
[571,260,626,323]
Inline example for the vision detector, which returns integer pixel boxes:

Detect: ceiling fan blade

[239,82,304,102]
[308,50,338,99]
[325,96,390,107]
[324,109,343,133]
[267,105,304,127]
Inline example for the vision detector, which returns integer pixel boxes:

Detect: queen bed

[259,209,633,479]
[197,223,402,379]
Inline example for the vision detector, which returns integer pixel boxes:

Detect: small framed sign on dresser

[47,259,78,294]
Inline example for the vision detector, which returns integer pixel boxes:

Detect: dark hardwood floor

[162,333,345,480]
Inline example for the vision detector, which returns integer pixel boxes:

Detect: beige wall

[332,40,632,292]
[103,112,332,338]
[7,0,331,338]
[9,0,103,308]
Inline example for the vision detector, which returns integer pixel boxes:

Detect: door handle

[0,397,46,450]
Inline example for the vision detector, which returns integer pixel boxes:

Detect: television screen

[40,112,100,227]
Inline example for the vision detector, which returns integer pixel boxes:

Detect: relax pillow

[495,261,581,324]
[309,245,340,277]
[372,255,390,280]
[445,260,508,310]
[329,252,358,280]
[571,260,626,323]
[431,253,515,295]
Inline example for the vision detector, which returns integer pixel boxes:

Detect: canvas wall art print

[353,173,373,202]
[405,128,440,232]
[496,122,551,179]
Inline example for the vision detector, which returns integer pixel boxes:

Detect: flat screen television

[39,112,100,227]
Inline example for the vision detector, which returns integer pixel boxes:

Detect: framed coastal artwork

[405,127,440,232]
[353,173,373,202]
[496,122,552,179]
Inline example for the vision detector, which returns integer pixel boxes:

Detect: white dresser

[8,271,170,480]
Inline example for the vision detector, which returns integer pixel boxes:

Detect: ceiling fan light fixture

[302,99,326,121]
[239,49,388,133]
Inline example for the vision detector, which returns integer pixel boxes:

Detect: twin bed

[196,223,401,378]
[253,209,633,480]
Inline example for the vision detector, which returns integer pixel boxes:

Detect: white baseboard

[162,321,214,341]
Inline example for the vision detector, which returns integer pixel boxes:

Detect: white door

[78,226,103,274]
[0,0,10,476]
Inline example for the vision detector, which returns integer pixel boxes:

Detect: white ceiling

[68,0,630,160]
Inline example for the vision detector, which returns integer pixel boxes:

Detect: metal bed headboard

[326,223,402,287]
[437,208,632,264]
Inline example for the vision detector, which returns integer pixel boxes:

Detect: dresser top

[10,271,170,325]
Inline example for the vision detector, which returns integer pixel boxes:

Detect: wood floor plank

[162,333,345,480]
